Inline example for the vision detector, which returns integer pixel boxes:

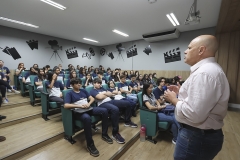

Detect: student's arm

[64,92,88,109]
[5,68,10,76]
[90,89,108,100]
[34,77,42,86]
[129,85,133,93]
[87,96,95,106]
[85,78,89,86]
[49,74,57,89]
[119,83,130,94]
[15,68,23,76]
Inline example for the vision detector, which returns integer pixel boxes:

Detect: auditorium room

[0,0,239,159]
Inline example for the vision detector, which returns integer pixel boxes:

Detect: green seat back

[137,92,143,108]
[64,74,70,79]
[85,86,93,94]
[81,78,86,86]
[102,84,108,90]
[115,82,120,88]
[105,75,110,82]
[126,80,131,85]
[64,79,68,87]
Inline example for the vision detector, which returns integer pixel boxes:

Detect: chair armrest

[140,106,157,113]
[61,107,75,137]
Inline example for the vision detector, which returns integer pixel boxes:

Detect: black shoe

[102,134,113,144]
[87,143,99,157]
[132,112,137,117]
[0,115,6,121]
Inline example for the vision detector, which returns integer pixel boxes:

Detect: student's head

[142,83,154,96]
[53,66,60,75]
[130,70,134,75]
[165,78,171,86]
[84,66,87,69]
[93,78,102,89]
[58,64,62,70]
[124,71,128,76]
[70,71,77,79]
[45,65,50,70]
[143,74,148,79]
[157,77,166,87]
[82,69,86,74]
[184,35,218,66]
[135,71,139,76]
[108,80,115,88]
[98,71,103,78]
[173,76,180,83]
[77,65,80,69]
[107,69,111,74]
[115,68,119,73]
[18,63,24,69]
[86,73,92,79]
[111,70,115,76]
[120,75,126,83]
[94,68,99,74]
[138,74,143,80]
[131,74,136,82]
[38,68,45,76]
[33,64,38,69]
[88,67,91,72]
[0,60,4,67]
[91,66,94,69]
[153,73,157,78]
[30,67,35,74]
[70,78,82,90]
[149,73,152,78]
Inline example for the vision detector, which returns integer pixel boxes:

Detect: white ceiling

[0,0,222,46]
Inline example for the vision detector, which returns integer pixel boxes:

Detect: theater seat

[28,75,40,106]
[19,71,29,97]
[61,89,101,144]
[41,80,62,121]
[138,92,170,144]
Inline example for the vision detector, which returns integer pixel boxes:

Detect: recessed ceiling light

[170,13,180,25]
[40,0,66,10]
[166,14,176,26]
[83,38,99,43]
[113,29,129,37]
[0,17,39,28]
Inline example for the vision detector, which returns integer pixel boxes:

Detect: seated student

[92,68,99,78]
[152,73,158,85]
[136,74,143,88]
[44,65,51,74]
[129,74,141,93]
[32,64,39,72]
[142,74,151,84]
[114,72,120,82]
[34,68,46,92]
[118,75,138,103]
[97,71,107,84]
[15,63,26,79]
[0,72,20,104]
[64,78,111,157]
[46,72,64,104]
[22,67,37,84]
[65,70,77,89]
[79,69,87,78]
[106,68,111,76]
[123,71,130,80]
[0,60,11,92]
[52,66,64,85]
[90,78,137,144]
[76,65,80,70]
[129,70,134,76]
[107,80,138,117]
[142,83,179,144]
[134,71,140,79]
[109,70,115,81]
[85,73,93,87]
[153,77,166,105]
[87,67,92,74]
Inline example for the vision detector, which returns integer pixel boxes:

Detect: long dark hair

[47,72,53,82]
[142,82,153,106]
[107,80,115,88]
[70,70,77,79]
[86,73,93,86]
[37,68,46,81]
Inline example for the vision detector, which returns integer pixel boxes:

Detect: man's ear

[198,46,206,55]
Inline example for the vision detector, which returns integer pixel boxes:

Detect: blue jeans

[157,112,180,141]
[126,94,138,103]
[76,107,108,146]
[174,126,224,160]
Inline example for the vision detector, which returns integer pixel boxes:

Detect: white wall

[0,25,100,70]
[99,27,215,71]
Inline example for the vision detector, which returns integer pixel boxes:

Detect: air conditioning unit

[143,29,180,42]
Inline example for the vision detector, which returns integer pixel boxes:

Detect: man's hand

[167,84,180,95]
[164,89,178,106]
[157,105,166,110]
[82,103,90,108]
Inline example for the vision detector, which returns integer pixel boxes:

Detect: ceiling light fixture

[40,0,66,10]
[170,13,180,25]
[166,14,176,26]
[0,17,39,28]
[83,38,99,43]
[113,29,129,37]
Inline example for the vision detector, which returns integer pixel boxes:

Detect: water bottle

[140,125,146,142]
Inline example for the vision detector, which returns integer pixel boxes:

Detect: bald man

[164,35,230,160]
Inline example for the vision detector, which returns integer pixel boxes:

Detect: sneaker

[87,143,99,157]
[112,133,125,144]
[172,139,176,145]
[13,90,20,94]
[124,121,138,128]
[102,134,113,144]
[7,89,12,93]
[0,115,7,121]
[3,99,8,104]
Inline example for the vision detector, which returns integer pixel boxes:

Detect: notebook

[73,107,93,113]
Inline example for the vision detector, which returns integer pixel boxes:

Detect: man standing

[164,35,230,160]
